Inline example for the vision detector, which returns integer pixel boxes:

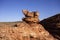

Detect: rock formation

[40,14,60,40]
[0,10,57,40]
[22,10,39,23]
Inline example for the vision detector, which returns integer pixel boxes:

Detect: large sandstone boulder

[22,10,39,23]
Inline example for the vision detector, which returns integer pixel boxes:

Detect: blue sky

[0,0,60,22]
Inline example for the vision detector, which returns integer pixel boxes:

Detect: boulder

[22,10,39,23]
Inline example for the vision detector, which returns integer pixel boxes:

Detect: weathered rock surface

[22,10,39,23]
[40,14,60,40]
[0,10,56,40]
[0,22,56,40]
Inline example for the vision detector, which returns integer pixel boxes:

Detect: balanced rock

[22,10,39,23]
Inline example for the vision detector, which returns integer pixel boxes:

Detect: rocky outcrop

[0,10,56,40]
[22,10,39,23]
[40,14,60,40]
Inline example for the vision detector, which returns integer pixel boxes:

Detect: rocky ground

[0,21,56,40]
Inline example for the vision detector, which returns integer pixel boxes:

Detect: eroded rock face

[0,10,56,40]
[40,14,60,40]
